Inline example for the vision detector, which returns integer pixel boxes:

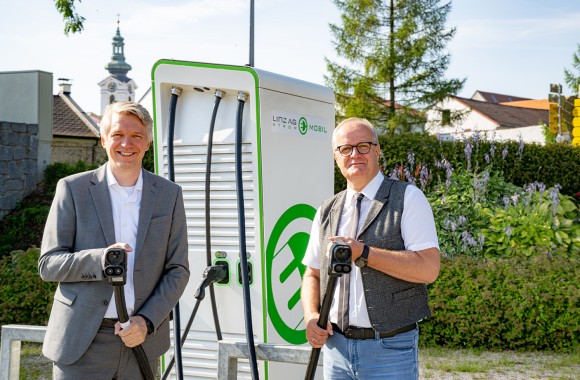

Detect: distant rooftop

[455,97,548,128]
[53,86,100,138]
[471,90,531,104]
[500,99,550,111]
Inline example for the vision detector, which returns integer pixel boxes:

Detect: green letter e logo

[298,117,308,135]
[266,204,316,344]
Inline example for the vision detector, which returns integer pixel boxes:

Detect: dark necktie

[337,192,364,332]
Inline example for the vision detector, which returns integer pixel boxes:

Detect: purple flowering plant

[417,135,580,258]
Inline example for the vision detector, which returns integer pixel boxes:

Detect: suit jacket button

[103,300,109,306]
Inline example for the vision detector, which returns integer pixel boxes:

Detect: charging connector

[194,265,228,300]
[237,261,254,286]
[214,260,230,285]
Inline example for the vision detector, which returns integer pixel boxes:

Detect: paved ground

[17,343,580,379]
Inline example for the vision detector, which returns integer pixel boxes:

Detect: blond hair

[100,101,153,143]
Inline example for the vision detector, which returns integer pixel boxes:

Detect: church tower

[98,18,137,114]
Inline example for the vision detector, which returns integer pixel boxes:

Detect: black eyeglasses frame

[335,142,377,157]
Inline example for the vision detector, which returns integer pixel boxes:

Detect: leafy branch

[54,0,85,35]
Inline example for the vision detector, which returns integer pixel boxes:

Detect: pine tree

[326,0,464,134]
[564,44,580,94]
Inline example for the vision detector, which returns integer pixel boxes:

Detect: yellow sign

[549,103,559,133]
[573,103,580,145]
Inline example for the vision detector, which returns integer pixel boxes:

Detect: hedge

[335,133,580,198]
[3,249,577,351]
[0,248,56,326]
[421,255,580,352]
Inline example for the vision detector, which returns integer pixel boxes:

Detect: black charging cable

[304,240,352,380]
[235,91,259,380]
[104,248,155,380]
[167,86,184,380]
[205,90,226,341]
[161,265,228,380]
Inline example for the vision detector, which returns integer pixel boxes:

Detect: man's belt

[332,323,416,340]
[101,318,118,328]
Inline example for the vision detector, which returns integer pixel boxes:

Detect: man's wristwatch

[355,245,370,268]
[139,314,154,335]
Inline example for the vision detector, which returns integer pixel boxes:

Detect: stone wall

[0,121,39,220]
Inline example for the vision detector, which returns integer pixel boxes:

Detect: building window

[109,95,115,104]
[441,109,451,126]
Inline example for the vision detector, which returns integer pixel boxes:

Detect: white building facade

[425,96,547,144]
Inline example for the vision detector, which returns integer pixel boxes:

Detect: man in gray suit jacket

[301,117,440,379]
[39,101,190,379]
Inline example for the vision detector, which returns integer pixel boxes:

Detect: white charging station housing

[152,60,335,379]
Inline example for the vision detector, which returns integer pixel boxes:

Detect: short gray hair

[100,101,153,143]
[332,117,379,147]
[333,117,386,169]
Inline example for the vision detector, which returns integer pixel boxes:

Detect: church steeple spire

[98,16,137,114]
[105,16,132,81]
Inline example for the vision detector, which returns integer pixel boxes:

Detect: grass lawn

[15,342,580,379]
[419,346,580,379]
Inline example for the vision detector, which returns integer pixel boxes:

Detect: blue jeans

[322,327,419,379]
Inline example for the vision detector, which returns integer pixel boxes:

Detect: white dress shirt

[103,163,143,318]
[302,172,439,327]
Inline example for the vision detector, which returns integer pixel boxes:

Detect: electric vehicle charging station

[152,60,335,379]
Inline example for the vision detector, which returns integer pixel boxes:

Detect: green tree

[326,0,464,134]
[564,44,580,93]
[53,0,85,35]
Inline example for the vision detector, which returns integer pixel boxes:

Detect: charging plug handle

[194,265,228,300]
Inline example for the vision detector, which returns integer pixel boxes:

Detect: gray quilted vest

[318,178,432,333]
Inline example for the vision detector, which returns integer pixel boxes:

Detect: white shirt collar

[105,163,143,191]
[346,171,384,201]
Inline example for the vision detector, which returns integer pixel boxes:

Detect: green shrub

[0,161,99,258]
[0,248,56,326]
[143,147,154,173]
[0,203,50,255]
[477,190,579,258]
[426,165,580,258]
[503,142,580,199]
[421,255,580,352]
[43,160,97,194]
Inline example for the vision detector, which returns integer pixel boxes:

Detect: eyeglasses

[335,142,377,157]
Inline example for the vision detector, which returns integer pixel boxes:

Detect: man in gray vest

[301,117,440,379]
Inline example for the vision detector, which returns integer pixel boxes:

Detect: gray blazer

[39,164,190,365]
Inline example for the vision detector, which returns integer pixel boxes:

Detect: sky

[1,0,579,115]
